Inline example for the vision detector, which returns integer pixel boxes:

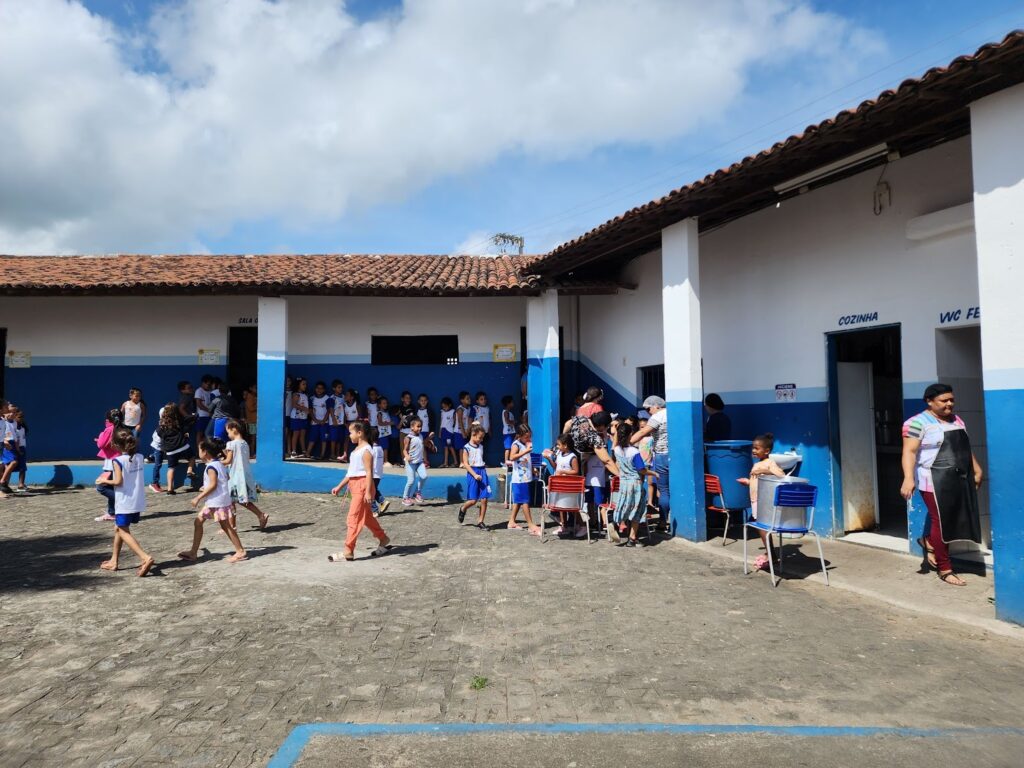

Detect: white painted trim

[906,202,974,241]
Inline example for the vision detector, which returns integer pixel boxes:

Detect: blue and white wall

[0,295,253,459]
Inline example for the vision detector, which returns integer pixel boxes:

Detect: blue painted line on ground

[267,721,1024,767]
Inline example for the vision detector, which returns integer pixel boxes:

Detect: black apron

[930,428,982,544]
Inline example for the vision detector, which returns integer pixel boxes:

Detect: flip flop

[137,558,155,577]
[177,551,198,561]
[99,560,118,571]
[370,544,394,557]
[259,513,270,530]
[328,551,354,562]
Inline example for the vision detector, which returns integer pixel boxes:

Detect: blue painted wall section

[665,400,705,541]
[984,388,1024,625]
[526,354,559,453]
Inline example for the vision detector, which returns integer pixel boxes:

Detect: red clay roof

[0,254,549,297]
[532,30,1024,276]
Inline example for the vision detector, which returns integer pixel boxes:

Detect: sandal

[370,544,393,557]
[916,537,937,570]
[328,551,354,562]
[938,570,966,586]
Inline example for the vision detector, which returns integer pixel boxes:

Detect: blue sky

[3,1,1023,255]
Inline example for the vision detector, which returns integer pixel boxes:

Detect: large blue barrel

[705,441,754,509]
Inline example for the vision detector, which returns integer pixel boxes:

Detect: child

[288,378,309,458]
[329,422,391,561]
[120,388,147,440]
[500,395,516,464]
[306,381,331,460]
[93,408,123,519]
[284,375,293,450]
[457,425,490,528]
[369,427,390,515]
[96,430,155,576]
[376,396,393,467]
[402,416,428,506]
[329,379,346,461]
[507,424,541,535]
[157,406,192,494]
[148,402,174,493]
[242,383,258,456]
[454,391,472,454]
[13,408,28,492]
[365,387,380,429]
[416,393,433,465]
[637,410,657,514]
[395,391,416,465]
[0,403,18,496]
[610,421,655,547]
[225,420,269,530]
[581,411,613,539]
[471,391,491,450]
[737,433,787,570]
[341,389,363,461]
[439,396,457,467]
[179,438,248,563]
[544,433,579,535]
[195,374,215,438]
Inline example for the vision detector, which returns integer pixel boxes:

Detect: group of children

[0,400,29,496]
[284,378,516,469]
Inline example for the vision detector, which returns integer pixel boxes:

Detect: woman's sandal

[938,570,966,586]
[328,551,354,562]
[370,544,394,557]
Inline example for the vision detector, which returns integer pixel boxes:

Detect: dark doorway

[227,327,258,402]
[827,324,904,537]
[0,328,6,400]
[638,364,665,403]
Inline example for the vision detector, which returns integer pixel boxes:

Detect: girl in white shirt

[330,422,391,561]
[95,431,155,577]
[179,438,248,563]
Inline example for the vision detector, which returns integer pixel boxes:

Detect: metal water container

[756,475,810,529]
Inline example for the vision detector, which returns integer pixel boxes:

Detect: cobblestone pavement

[1,486,1023,767]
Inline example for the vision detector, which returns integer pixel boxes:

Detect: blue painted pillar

[256,297,288,489]
[661,218,705,541]
[971,83,1024,625]
[526,289,561,452]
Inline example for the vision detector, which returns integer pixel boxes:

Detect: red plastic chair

[544,475,587,541]
[705,473,741,546]
[598,475,620,537]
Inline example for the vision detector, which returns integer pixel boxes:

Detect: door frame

[825,323,902,536]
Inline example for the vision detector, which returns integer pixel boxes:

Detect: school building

[2,32,1023,623]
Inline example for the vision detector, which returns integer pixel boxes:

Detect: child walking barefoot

[225,420,269,530]
[179,438,248,563]
[329,422,391,561]
[95,430,155,576]
[507,424,541,535]
[457,426,490,528]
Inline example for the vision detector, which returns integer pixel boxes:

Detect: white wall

[699,136,978,401]
[0,296,256,362]
[286,295,526,360]
[578,247,665,403]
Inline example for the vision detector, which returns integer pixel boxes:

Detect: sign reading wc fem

[837,312,879,327]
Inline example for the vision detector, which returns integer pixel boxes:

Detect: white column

[526,289,561,452]
[971,82,1024,625]
[661,218,704,540]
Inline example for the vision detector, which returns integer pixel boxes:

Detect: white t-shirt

[122,400,142,427]
[440,408,456,433]
[289,393,308,420]
[202,460,232,508]
[113,453,146,514]
[195,388,213,416]
[310,394,330,422]
[15,426,26,448]
[372,445,384,479]
[510,440,532,484]
[1,418,14,446]
[502,408,516,435]
[378,411,392,437]
[474,405,491,433]
[463,442,485,468]
[346,444,371,478]
[366,401,379,426]
[330,394,345,423]
[343,401,360,423]
[555,450,576,473]
[585,453,606,488]
[417,407,430,432]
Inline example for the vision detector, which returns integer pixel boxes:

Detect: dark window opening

[638,364,665,404]
[371,335,459,366]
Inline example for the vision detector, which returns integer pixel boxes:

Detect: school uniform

[377,411,393,452]
[501,408,516,450]
[584,452,608,510]
[309,394,331,446]
[463,442,490,500]
[439,407,457,447]
[454,406,471,451]
[509,440,532,504]
[1,418,17,468]
[195,388,214,435]
[366,401,379,428]
[371,444,386,507]
[198,459,233,521]
[289,393,309,432]
[329,394,346,444]
[15,425,27,473]
[112,453,146,528]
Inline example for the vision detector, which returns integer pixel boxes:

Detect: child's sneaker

[401,498,414,506]
[379,499,391,514]
[149,483,163,493]
[94,513,115,522]
[414,493,424,503]
[574,526,587,539]
[15,485,28,493]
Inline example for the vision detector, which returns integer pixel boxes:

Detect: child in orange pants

[330,422,391,561]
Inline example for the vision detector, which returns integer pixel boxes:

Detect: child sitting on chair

[737,432,786,570]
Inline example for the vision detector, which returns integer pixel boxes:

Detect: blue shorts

[466,468,491,500]
[289,417,307,432]
[195,416,211,435]
[114,512,141,528]
[440,428,456,447]
[1,447,16,466]
[503,434,515,450]
[511,482,531,505]
[213,417,229,440]
[308,423,329,444]
[586,486,607,509]
[378,435,390,451]
[453,433,467,452]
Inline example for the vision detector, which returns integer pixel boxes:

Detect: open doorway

[827,324,905,538]
[227,326,258,405]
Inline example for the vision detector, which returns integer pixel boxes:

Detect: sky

[1,0,1022,256]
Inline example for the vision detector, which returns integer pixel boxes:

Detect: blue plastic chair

[743,483,829,587]
[530,452,549,507]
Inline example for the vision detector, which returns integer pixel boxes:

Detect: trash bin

[756,475,810,529]
[704,441,754,509]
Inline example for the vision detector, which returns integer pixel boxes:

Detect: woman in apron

[900,383,983,586]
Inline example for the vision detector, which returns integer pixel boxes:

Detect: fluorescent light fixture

[773,143,890,195]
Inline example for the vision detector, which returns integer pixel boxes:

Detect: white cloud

[0,0,883,254]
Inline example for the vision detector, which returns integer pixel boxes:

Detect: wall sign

[837,312,879,327]
[198,349,220,365]
[6,351,30,368]
[939,306,980,324]
[492,344,517,363]
[237,316,257,325]
[775,383,797,402]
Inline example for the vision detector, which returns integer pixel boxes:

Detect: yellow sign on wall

[6,351,30,368]
[492,344,517,363]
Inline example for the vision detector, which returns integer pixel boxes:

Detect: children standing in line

[179,438,248,563]
[120,388,147,440]
[96,430,155,577]
[500,395,516,464]
[610,421,655,547]
[329,422,391,561]
[307,381,331,460]
[457,425,490,528]
[402,416,428,506]
[369,427,390,516]
[288,378,309,458]
[737,433,787,570]
[376,396,393,467]
[455,391,472,453]
[225,420,269,530]
[329,379,346,461]
[507,424,541,535]
[439,397,457,467]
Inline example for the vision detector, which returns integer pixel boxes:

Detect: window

[637,364,665,404]
[371,335,460,366]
